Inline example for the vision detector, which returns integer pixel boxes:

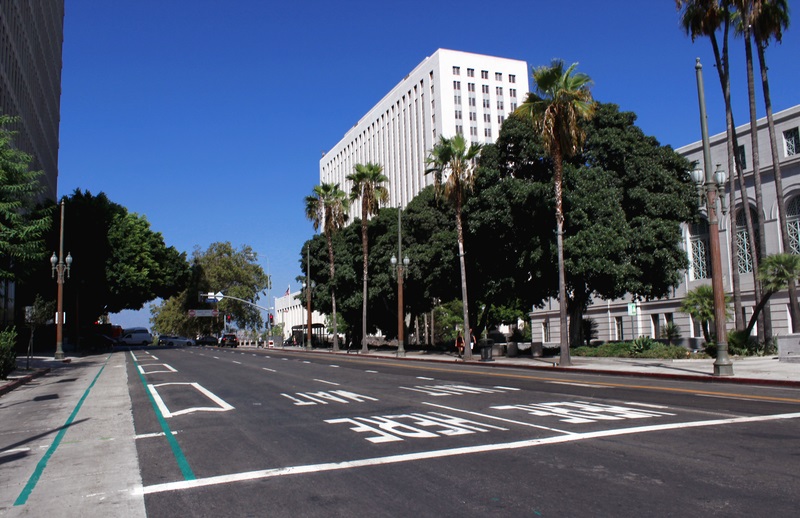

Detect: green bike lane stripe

[14,354,110,506]
[130,350,196,481]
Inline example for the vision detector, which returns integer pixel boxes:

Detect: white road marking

[422,402,576,434]
[547,381,608,388]
[150,356,159,360]
[147,382,235,418]
[0,448,30,456]
[213,356,220,360]
[330,365,340,368]
[137,364,178,375]
[365,370,378,374]
[493,386,521,391]
[135,411,800,495]
[262,367,276,372]
[233,361,242,365]
[416,377,434,380]
[624,402,671,409]
[313,379,340,386]
[135,431,179,440]
[303,361,311,364]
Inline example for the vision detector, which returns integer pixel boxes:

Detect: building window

[453,66,460,75]
[510,102,517,111]
[468,83,475,92]
[735,207,759,273]
[481,70,489,79]
[495,72,502,81]
[453,81,461,90]
[509,74,516,83]
[498,115,505,124]
[615,317,624,341]
[483,99,490,108]
[510,88,517,98]
[542,321,550,342]
[454,94,461,105]
[455,110,462,120]
[651,314,660,339]
[784,127,799,156]
[484,128,492,138]
[468,97,476,107]
[484,113,491,123]
[456,125,463,135]
[469,112,476,121]
[497,100,504,110]
[737,144,747,170]
[467,68,474,77]
[690,220,710,280]
[470,126,478,136]
[481,85,489,94]
[496,86,503,96]
[787,196,800,254]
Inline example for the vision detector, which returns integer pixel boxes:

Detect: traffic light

[269,313,274,325]
[226,314,232,323]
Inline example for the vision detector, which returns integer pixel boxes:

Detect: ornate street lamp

[391,207,410,356]
[692,58,733,376]
[50,200,72,360]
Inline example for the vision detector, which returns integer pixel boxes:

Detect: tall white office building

[320,49,529,215]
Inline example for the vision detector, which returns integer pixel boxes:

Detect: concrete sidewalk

[0,351,145,517]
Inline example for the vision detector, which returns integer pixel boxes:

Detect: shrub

[637,343,692,359]
[0,327,17,379]
[631,336,659,354]
[660,322,682,345]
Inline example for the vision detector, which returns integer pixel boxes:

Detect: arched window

[690,219,710,280]
[787,196,800,254]
[735,207,759,273]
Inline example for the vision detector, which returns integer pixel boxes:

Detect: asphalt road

[127,347,800,517]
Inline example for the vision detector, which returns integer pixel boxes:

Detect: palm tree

[676,0,749,332]
[305,182,349,351]
[514,60,596,367]
[346,163,389,353]
[734,0,771,341]
[425,134,482,360]
[752,0,799,331]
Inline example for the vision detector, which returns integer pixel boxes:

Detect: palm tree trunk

[710,17,744,331]
[757,36,800,332]
[360,216,369,353]
[327,234,339,351]
[455,202,472,360]
[553,147,571,366]
[744,28,772,343]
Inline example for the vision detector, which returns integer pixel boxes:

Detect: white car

[157,335,194,347]
[117,329,152,345]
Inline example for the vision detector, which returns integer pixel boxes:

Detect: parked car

[158,335,194,347]
[219,334,239,347]
[196,335,218,346]
[117,328,152,346]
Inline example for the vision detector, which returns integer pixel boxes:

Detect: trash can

[479,339,494,361]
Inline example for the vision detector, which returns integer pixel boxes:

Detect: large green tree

[346,164,388,353]
[515,60,596,366]
[425,134,483,359]
[0,116,52,283]
[150,242,269,337]
[306,182,349,350]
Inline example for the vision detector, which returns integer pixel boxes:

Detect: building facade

[320,49,529,216]
[528,105,800,347]
[0,0,65,326]
[274,290,326,341]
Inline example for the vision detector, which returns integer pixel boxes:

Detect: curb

[275,347,800,388]
[0,368,51,397]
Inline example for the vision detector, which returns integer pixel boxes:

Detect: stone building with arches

[528,104,800,348]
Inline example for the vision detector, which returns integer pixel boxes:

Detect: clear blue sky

[57,0,799,329]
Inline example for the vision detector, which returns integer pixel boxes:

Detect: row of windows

[735,127,799,170]
[453,81,518,97]
[453,66,516,83]
[689,197,800,280]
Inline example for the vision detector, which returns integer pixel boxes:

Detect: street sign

[188,309,220,318]
[627,303,637,316]
[214,292,224,302]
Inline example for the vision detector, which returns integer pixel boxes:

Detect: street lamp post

[692,58,733,376]
[391,207,410,356]
[50,200,72,360]
[305,243,313,350]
